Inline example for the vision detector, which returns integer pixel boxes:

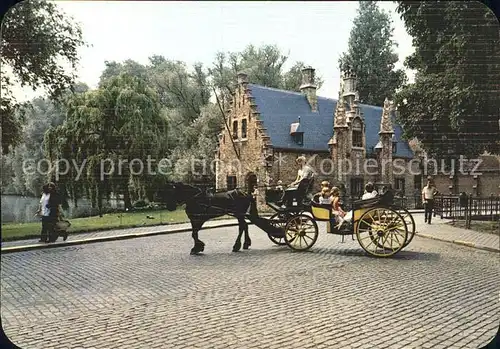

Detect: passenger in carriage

[361,182,378,200]
[340,182,378,227]
[318,187,333,205]
[313,181,331,202]
[330,187,347,228]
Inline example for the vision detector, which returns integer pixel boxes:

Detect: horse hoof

[243,244,250,250]
[190,249,201,255]
[232,249,241,253]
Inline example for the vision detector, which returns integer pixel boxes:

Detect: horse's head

[163,182,202,211]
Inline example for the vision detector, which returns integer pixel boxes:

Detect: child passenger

[318,187,333,205]
[331,187,346,228]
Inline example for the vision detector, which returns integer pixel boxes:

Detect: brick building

[215,67,499,210]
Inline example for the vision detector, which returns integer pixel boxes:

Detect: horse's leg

[232,217,245,252]
[190,219,205,255]
[242,217,251,250]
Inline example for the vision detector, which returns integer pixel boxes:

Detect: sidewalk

[412,213,499,253]
[1,219,242,253]
[2,212,498,254]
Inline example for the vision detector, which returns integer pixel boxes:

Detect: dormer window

[292,133,304,145]
[232,120,238,139]
[241,119,248,139]
[290,119,304,146]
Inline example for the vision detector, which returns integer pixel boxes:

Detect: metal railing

[434,194,500,228]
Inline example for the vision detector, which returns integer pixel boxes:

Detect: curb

[1,221,241,254]
[415,232,500,253]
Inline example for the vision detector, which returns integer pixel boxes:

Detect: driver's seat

[295,177,315,205]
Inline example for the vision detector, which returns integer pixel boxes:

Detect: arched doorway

[246,172,258,194]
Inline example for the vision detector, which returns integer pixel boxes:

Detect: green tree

[1,84,89,197]
[338,1,406,106]
[394,1,500,158]
[209,44,324,108]
[1,0,85,154]
[45,74,169,211]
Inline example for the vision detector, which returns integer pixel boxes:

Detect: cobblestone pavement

[413,213,500,251]
[1,219,241,248]
[2,223,499,349]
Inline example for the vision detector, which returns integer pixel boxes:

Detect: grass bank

[1,208,231,242]
[447,220,500,235]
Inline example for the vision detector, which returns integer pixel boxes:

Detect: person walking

[422,176,438,224]
[35,184,51,243]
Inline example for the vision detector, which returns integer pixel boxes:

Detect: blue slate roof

[248,84,414,158]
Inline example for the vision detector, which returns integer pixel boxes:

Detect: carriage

[255,178,416,257]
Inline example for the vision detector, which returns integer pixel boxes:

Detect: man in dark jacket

[46,182,66,242]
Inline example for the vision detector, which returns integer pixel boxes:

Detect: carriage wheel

[284,214,319,251]
[356,207,408,257]
[267,213,287,246]
[396,207,416,248]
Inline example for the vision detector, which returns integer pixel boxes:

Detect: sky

[10,0,415,102]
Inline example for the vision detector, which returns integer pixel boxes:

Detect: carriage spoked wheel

[394,207,416,248]
[356,207,408,257]
[284,214,319,251]
[267,213,288,246]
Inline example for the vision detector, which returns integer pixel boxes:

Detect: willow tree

[44,73,169,211]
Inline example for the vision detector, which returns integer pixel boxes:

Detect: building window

[255,128,258,139]
[292,133,304,145]
[395,178,405,195]
[392,142,397,154]
[352,130,362,147]
[232,121,238,139]
[413,175,422,190]
[241,119,248,139]
[223,134,225,144]
[350,178,364,197]
[227,176,237,190]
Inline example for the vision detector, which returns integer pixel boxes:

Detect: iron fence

[434,194,500,228]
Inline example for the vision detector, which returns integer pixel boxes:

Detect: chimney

[342,66,357,107]
[300,66,317,112]
[237,71,248,85]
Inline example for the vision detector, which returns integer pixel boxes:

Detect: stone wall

[431,173,500,196]
[268,151,331,193]
[216,78,271,211]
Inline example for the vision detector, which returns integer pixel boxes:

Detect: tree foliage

[338,1,406,106]
[209,44,324,107]
[4,42,322,204]
[394,1,500,158]
[1,0,85,154]
[1,87,88,196]
[44,74,168,210]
